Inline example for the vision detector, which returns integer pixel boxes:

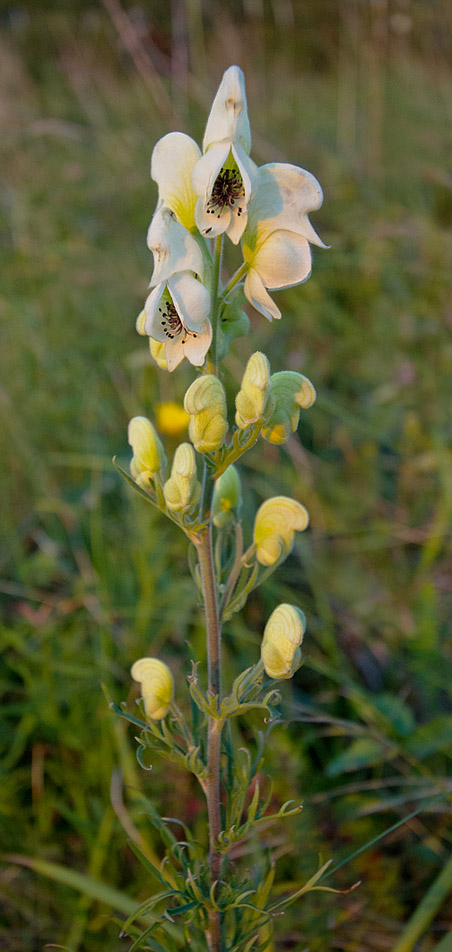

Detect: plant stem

[196,524,223,952]
[221,261,248,298]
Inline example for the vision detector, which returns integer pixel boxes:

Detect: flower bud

[131,657,174,719]
[128,416,167,487]
[184,375,228,453]
[262,371,316,445]
[163,442,201,512]
[262,370,316,444]
[253,495,309,566]
[235,352,271,429]
[149,339,168,371]
[212,465,242,528]
[261,603,306,679]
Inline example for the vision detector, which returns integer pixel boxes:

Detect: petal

[247,163,326,247]
[143,284,167,340]
[165,338,185,372]
[202,65,251,154]
[147,206,205,285]
[182,320,212,366]
[252,230,312,290]
[167,272,210,330]
[151,132,201,231]
[195,197,232,240]
[244,269,281,322]
[231,143,257,203]
[192,142,230,202]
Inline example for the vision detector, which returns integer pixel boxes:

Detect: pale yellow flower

[131,658,174,720]
[253,495,309,566]
[192,66,257,245]
[261,603,305,679]
[242,163,325,321]
[128,416,167,486]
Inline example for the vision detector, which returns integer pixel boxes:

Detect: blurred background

[1,1,452,949]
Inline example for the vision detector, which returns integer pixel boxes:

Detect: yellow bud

[261,603,306,679]
[163,442,201,512]
[156,401,189,437]
[235,352,271,428]
[128,416,167,487]
[212,465,242,528]
[262,371,316,445]
[136,310,147,336]
[150,339,168,371]
[253,495,309,566]
[184,375,228,453]
[131,657,174,719]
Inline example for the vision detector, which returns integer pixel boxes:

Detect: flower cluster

[137,65,324,371]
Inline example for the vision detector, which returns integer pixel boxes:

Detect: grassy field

[1,1,452,950]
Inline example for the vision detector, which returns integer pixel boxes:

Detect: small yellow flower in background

[128,416,167,487]
[253,495,309,566]
[213,465,242,528]
[163,442,201,512]
[131,658,174,720]
[235,351,272,429]
[262,371,316,445]
[261,603,306,679]
[156,402,189,437]
[184,375,228,453]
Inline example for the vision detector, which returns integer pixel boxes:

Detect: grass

[1,1,452,950]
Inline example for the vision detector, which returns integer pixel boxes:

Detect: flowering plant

[112,65,333,952]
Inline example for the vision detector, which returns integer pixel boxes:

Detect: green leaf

[371,693,415,737]
[406,715,452,758]
[326,738,387,777]
[3,853,141,918]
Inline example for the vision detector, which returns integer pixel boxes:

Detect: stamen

[206,167,245,219]
[159,302,183,340]
[158,302,199,344]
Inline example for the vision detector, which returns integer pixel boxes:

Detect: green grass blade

[3,853,139,917]
[392,853,452,952]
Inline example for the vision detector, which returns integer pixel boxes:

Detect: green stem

[196,524,223,952]
[221,261,248,298]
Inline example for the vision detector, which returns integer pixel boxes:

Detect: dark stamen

[206,168,245,218]
[159,301,199,345]
[160,301,183,340]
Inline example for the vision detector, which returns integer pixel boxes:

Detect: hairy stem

[197,524,223,952]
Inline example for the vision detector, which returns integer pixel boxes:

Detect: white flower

[143,272,212,372]
[192,66,257,245]
[147,205,205,286]
[151,131,201,232]
[242,163,326,321]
